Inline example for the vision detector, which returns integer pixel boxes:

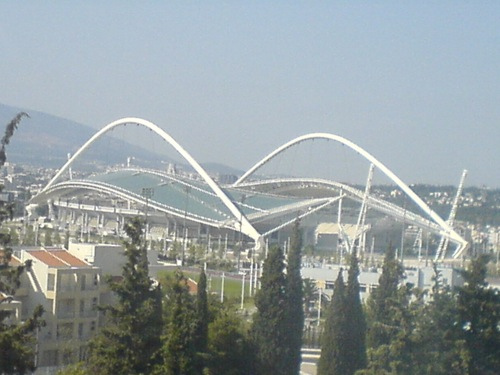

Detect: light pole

[182,185,191,265]
[141,187,154,247]
[237,194,246,272]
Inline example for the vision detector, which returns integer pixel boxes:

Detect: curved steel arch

[234,133,467,255]
[39,117,261,243]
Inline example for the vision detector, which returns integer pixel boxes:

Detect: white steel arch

[40,117,261,243]
[234,133,468,256]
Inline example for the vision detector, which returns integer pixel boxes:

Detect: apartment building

[19,248,101,368]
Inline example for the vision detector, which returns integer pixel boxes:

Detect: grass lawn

[157,269,256,308]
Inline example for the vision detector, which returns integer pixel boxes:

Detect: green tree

[284,219,304,375]
[457,255,500,374]
[408,264,468,374]
[365,244,403,348]
[87,217,162,374]
[156,270,197,375]
[345,247,367,374]
[194,268,209,373]
[251,245,288,375]
[206,307,255,375]
[318,270,349,375]
[0,112,45,375]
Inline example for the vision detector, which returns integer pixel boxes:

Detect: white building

[17,248,101,369]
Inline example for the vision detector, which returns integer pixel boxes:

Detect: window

[47,274,55,291]
[78,323,84,339]
[90,321,96,331]
[81,274,86,291]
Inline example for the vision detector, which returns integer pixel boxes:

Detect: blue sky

[0,2,498,186]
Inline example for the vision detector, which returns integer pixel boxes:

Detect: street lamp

[182,185,191,265]
[141,187,154,247]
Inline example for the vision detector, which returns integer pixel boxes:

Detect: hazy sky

[1,2,498,187]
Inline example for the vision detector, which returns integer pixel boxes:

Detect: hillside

[0,103,176,169]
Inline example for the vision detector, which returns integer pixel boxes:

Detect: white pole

[240,273,245,309]
[220,272,225,303]
[254,261,259,292]
[317,288,322,326]
[249,259,254,296]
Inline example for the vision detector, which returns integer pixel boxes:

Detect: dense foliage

[284,219,304,375]
[318,270,348,375]
[344,247,367,374]
[251,245,289,375]
[358,251,499,375]
[0,113,45,375]
[87,217,162,374]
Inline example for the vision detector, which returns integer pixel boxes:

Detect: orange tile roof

[49,250,89,267]
[30,250,67,267]
[29,249,90,268]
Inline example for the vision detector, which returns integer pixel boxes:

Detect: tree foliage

[251,245,289,375]
[87,217,162,375]
[206,307,254,375]
[365,244,403,349]
[284,219,304,375]
[0,112,45,375]
[345,247,367,374]
[193,268,209,373]
[457,255,500,374]
[318,270,349,375]
[155,270,198,375]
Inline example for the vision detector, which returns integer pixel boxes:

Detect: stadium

[29,117,468,260]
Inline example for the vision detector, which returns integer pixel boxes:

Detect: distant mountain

[0,103,181,169]
[0,103,243,176]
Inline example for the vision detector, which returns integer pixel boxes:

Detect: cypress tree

[318,269,349,375]
[251,245,288,375]
[284,219,304,375]
[345,246,367,374]
[87,217,162,374]
[366,244,403,348]
[194,268,209,372]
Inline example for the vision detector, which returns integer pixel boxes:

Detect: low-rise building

[18,248,101,369]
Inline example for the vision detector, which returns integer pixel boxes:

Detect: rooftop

[28,249,91,268]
